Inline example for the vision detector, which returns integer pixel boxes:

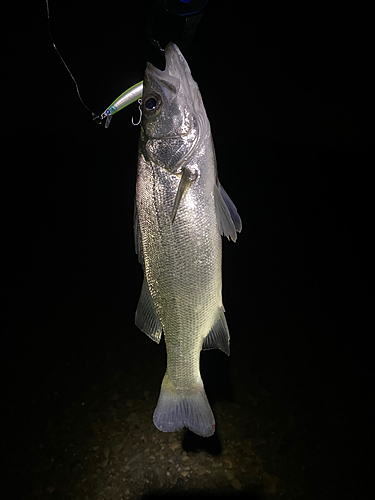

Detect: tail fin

[153,372,215,437]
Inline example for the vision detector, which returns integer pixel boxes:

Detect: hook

[132,99,142,126]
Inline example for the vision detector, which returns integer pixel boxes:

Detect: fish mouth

[164,43,191,81]
[146,43,186,78]
[145,43,193,98]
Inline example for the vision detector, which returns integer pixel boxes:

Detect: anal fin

[202,306,230,356]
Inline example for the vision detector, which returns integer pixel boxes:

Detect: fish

[134,43,242,437]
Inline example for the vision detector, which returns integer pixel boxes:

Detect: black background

[3,1,373,497]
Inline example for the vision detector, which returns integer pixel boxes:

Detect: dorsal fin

[214,183,242,242]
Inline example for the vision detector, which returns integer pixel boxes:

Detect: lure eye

[144,95,161,114]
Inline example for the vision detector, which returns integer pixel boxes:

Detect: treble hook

[132,99,142,126]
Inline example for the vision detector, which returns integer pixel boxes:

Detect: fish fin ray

[153,373,215,437]
[202,306,230,355]
[214,182,242,242]
[135,278,162,343]
[171,167,197,223]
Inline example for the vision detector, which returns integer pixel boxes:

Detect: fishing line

[45,0,102,124]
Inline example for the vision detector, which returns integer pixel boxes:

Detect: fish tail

[153,372,215,437]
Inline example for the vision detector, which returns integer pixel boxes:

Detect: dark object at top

[153,0,209,17]
[143,0,209,55]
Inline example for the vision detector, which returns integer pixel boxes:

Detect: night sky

[3,1,372,497]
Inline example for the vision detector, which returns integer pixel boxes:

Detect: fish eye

[144,95,160,114]
[145,97,157,110]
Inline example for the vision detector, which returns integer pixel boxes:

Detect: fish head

[140,43,209,174]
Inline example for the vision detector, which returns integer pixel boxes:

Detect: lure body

[101,81,143,127]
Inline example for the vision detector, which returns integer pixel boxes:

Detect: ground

[3,288,364,500]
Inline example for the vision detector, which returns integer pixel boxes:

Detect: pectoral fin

[171,167,198,223]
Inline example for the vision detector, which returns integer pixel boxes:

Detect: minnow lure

[101,82,144,128]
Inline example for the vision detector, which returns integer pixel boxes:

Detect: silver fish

[134,43,241,437]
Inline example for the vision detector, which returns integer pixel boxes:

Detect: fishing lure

[101,81,144,128]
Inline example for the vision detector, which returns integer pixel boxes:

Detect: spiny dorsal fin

[214,182,242,242]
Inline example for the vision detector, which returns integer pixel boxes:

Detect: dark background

[3,1,373,497]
